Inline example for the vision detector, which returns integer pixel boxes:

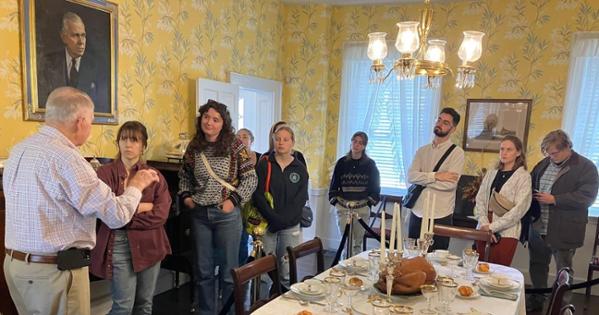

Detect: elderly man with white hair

[3,87,159,315]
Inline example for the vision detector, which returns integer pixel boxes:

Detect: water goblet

[437,279,457,314]
[322,276,341,313]
[342,277,362,313]
[462,249,479,280]
[420,284,438,314]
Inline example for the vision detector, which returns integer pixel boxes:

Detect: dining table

[251,250,526,315]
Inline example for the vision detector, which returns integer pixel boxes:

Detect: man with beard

[406,107,465,250]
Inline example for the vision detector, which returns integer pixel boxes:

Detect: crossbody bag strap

[432,144,457,172]
[262,155,272,193]
[200,152,237,192]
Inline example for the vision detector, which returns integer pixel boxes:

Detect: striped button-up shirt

[3,126,142,255]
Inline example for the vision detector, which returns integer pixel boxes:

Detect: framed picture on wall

[462,99,532,153]
[19,0,118,124]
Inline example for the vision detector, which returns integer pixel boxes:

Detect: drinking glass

[372,298,390,315]
[420,284,438,314]
[368,250,381,282]
[403,238,419,257]
[462,249,479,280]
[342,278,361,313]
[437,279,457,314]
[322,276,341,313]
[328,268,347,308]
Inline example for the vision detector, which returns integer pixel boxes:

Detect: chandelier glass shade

[367,0,485,89]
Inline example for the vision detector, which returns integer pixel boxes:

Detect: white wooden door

[196,78,240,129]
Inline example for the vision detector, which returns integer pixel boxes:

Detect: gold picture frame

[20,0,118,124]
[462,99,532,153]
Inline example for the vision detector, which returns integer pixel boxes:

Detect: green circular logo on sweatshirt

[289,172,300,183]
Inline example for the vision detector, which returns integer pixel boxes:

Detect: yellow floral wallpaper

[320,0,599,187]
[2,0,599,190]
[0,0,283,159]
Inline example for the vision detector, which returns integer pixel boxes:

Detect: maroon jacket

[90,160,172,279]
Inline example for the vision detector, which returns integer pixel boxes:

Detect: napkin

[478,285,519,301]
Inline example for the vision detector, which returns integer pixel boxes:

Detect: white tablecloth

[252,251,526,315]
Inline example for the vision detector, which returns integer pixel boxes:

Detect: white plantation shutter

[562,32,599,216]
[337,43,441,195]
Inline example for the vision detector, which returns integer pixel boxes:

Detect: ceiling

[282,0,457,5]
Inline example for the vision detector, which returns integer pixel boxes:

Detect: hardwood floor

[152,250,599,314]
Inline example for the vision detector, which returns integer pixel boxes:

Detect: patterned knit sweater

[178,139,257,207]
[328,155,381,206]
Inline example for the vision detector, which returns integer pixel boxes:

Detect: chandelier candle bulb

[367,32,388,61]
[458,31,485,65]
[395,21,420,55]
[424,39,447,63]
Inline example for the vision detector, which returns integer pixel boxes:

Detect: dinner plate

[291,281,326,296]
[339,257,369,272]
[479,277,520,291]
[456,289,481,299]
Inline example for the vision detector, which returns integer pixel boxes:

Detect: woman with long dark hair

[90,121,172,315]
[474,135,532,266]
[179,100,257,315]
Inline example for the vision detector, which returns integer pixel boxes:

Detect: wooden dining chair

[362,195,402,251]
[231,254,281,315]
[286,237,325,285]
[546,267,572,315]
[432,224,493,260]
[585,220,599,297]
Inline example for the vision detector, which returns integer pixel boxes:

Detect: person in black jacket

[329,131,380,257]
[254,124,309,284]
[268,120,307,166]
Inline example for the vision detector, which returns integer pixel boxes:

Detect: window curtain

[337,42,441,194]
[562,32,599,213]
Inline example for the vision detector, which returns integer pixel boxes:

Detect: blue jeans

[262,224,301,286]
[109,230,161,315]
[190,206,241,315]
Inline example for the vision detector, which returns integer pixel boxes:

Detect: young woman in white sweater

[474,135,532,266]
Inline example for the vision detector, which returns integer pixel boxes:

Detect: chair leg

[586,268,593,297]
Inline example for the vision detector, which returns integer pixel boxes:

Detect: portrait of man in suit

[37,11,109,114]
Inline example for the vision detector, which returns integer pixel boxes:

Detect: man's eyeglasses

[544,149,562,157]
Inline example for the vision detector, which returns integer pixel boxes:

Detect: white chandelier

[367,0,485,89]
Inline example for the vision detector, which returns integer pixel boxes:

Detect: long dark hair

[496,135,527,171]
[345,131,369,160]
[187,99,236,157]
[115,121,148,161]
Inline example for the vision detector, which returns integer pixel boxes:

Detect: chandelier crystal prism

[367,0,485,89]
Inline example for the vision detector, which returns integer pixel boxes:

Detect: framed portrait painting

[20,0,118,124]
[462,99,532,153]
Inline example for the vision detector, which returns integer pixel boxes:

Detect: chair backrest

[432,224,493,260]
[287,237,325,285]
[559,304,575,315]
[592,220,599,257]
[546,267,572,315]
[231,254,281,315]
[367,195,401,228]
